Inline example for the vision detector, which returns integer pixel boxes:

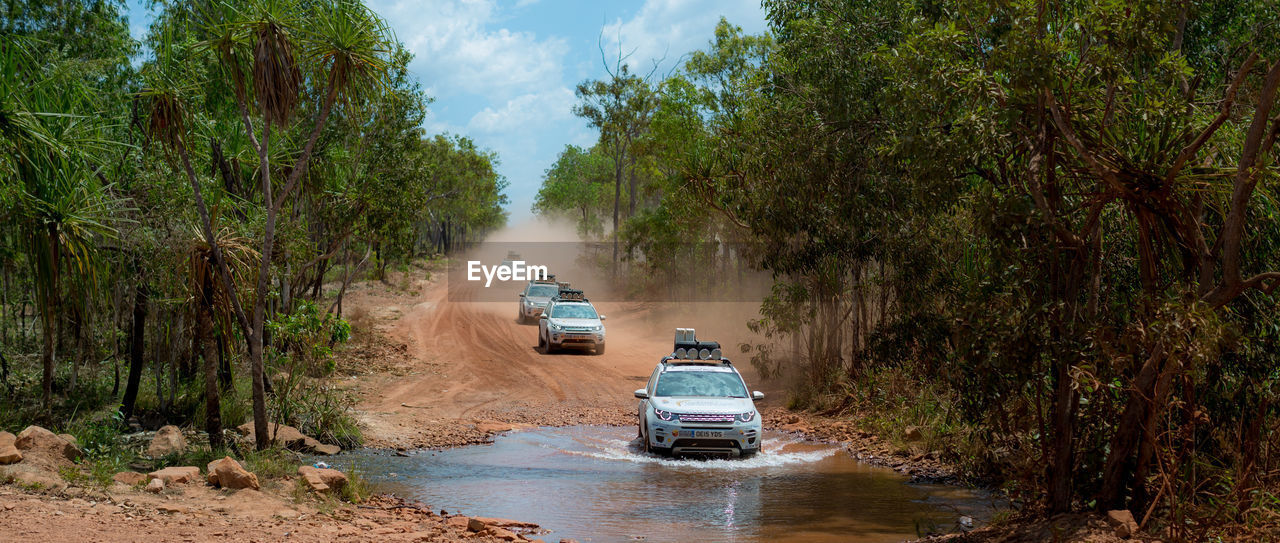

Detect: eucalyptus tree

[533,144,613,237]
[574,52,658,267]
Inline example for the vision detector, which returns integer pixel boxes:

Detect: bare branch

[1165,52,1257,183]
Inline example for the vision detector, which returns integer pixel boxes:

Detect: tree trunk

[120,277,148,422]
[41,223,60,412]
[199,275,224,451]
[1048,360,1080,512]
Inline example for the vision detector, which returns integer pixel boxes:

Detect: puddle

[324,426,998,542]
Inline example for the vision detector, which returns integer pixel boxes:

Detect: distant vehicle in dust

[634,328,764,458]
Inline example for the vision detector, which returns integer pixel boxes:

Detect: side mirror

[752,391,765,401]
[633,389,649,399]
[539,314,548,319]
[518,293,525,297]
[600,315,607,321]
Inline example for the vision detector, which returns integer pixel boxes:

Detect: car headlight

[548,322,562,331]
[654,409,674,422]
[738,411,756,423]
[593,325,603,332]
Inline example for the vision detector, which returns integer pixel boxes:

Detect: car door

[640,366,660,427]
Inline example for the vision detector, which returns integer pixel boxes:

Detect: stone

[14,426,80,464]
[311,443,341,455]
[467,517,488,532]
[146,425,187,457]
[482,527,519,541]
[903,426,923,441]
[57,434,77,447]
[112,471,147,486]
[0,431,14,448]
[144,478,165,493]
[1106,510,1139,538]
[206,456,259,490]
[445,516,470,529]
[0,445,21,464]
[156,504,189,514]
[0,463,67,491]
[147,466,201,485]
[297,465,347,493]
[235,422,308,449]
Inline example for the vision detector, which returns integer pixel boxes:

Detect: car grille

[564,327,594,332]
[678,413,737,423]
[671,438,740,451]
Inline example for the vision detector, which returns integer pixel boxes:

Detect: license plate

[693,430,724,438]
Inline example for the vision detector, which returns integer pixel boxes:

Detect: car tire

[594,343,605,355]
[641,421,653,454]
[740,449,758,459]
[538,331,546,350]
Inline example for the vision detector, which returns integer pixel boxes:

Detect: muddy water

[328,427,995,543]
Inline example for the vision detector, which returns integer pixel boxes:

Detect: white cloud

[370,0,568,102]
[601,0,767,75]
[467,88,575,134]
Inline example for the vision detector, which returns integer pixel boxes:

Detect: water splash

[554,432,841,469]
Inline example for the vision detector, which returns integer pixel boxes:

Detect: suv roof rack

[553,287,586,302]
[668,328,726,361]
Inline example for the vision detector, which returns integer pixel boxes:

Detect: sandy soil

[338,267,773,450]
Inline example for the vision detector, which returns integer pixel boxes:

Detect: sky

[124,0,769,224]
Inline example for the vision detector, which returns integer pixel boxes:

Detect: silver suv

[517,277,558,324]
[634,328,764,457]
[537,288,606,354]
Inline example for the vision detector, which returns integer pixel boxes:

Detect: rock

[144,478,165,493]
[235,421,340,455]
[57,434,77,447]
[467,518,487,532]
[445,516,471,529]
[206,456,259,490]
[903,426,923,441]
[146,425,187,457]
[156,504,189,514]
[0,463,67,491]
[297,465,346,493]
[1106,510,1139,538]
[312,443,341,455]
[0,431,19,464]
[147,466,201,485]
[112,471,147,486]
[482,527,519,541]
[0,445,21,464]
[14,426,80,464]
[472,517,540,529]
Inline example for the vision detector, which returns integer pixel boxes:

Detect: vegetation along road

[2,0,1280,542]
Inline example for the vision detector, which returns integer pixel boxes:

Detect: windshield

[526,285,557,298]
[551,304,598,319]
[655,371,748,398]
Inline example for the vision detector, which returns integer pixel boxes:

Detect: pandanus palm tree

[188,225,258,450]
[1,38,123,412]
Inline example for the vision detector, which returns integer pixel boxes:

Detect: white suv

[634,328,764,457]
[537,288,606,354]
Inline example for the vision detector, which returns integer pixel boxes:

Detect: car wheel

[642,421,652,454]
[537,331,545,350]
[594,343,605,355]
[517,311,526,325]
[740,449,758,459]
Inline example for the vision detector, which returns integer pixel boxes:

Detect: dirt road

[342,267,769,449]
